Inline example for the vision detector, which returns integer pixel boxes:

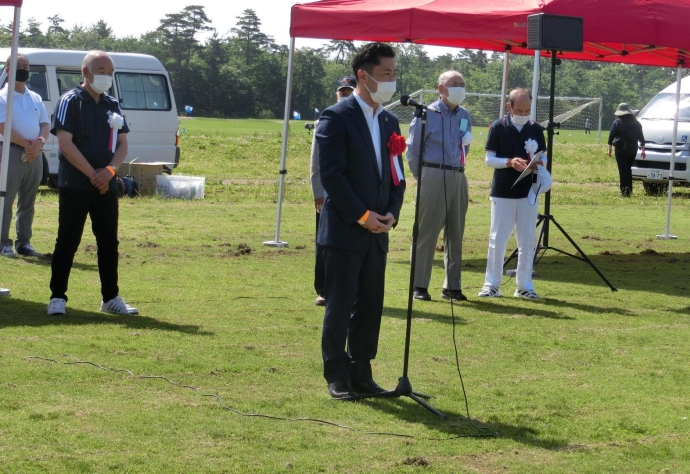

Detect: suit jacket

[315,94,406,253]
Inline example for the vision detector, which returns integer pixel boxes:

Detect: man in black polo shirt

[479,88,546,299]
[47,50,137,316]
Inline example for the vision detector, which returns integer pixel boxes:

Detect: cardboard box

[123,162,174,196]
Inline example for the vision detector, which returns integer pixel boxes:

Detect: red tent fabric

[291,0,690,68]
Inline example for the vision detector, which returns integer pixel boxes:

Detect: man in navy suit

[315,43,406,400]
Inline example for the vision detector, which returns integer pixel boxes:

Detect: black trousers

[314,211,325,296]
[615,150,636,196]
[50,187,119,302]
[321,242,386,383]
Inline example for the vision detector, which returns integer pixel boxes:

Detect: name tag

[459,118,468,132]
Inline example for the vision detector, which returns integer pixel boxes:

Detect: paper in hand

[511,151,544,188]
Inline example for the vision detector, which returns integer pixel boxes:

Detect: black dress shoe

[351,378,386,394]
[441,288,467,301]
[327,381,357,400]
[413,287,431,301]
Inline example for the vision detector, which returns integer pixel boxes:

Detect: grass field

[1,117,690,473]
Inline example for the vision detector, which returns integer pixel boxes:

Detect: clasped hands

[21,138,43,162]
[508,156,544,172]
[90,167,114,194]
[360,211,395,234]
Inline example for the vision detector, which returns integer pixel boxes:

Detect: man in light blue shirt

[406,70,472,301]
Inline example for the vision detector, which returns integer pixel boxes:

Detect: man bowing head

[315,42,406,400]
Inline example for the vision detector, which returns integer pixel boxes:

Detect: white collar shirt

[0,85,50,141]
[354,92,383,177]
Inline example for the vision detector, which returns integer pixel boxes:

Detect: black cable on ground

[23,356,496,440]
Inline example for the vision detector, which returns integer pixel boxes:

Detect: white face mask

[512,114,530,127]
[364,71,396,104]
[444,86,466,106]
[89,70,113,94]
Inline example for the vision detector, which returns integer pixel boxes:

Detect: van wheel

[46,175,59,190]
[40,154,49,186]
[643,182,668,195]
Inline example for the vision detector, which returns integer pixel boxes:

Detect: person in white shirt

[0,53,50,258]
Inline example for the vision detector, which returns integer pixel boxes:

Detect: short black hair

[352,43,395,77]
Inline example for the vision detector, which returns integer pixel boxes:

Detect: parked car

[631,75,690,195]
[0,48,180,188]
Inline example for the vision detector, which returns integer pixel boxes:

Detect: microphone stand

[357,105,446,418]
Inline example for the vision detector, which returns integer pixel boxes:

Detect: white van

[0,48,180,187]
[631,76,690,194]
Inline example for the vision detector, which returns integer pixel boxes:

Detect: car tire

[40,153,49,186]
[642,181,668,195]
[46,175,59,190]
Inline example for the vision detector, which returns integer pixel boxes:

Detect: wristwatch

[111,164,118,172]
[37,136,46,144]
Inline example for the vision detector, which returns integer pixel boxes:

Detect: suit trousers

[483,196,538,291]
[50,187,119,302]
[413,168,468,291]
[321,241,386,383]
[0,145,42,249]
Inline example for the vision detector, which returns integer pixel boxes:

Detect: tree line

[0,6,685,126]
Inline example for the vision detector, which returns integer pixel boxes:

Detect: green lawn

[1,118,689,473]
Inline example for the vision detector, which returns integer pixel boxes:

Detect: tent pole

[499,50,510,117]
[656,65,682,240]
[597,98,602,144]
[0,6,21,297]
[530,50,540,120]
[264,36,296,248]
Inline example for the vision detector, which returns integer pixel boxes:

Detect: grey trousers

[1,145,42,249]
[412,167,469,290]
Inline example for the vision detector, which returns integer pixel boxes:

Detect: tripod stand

[357,106,445,417]
[504,50,616,291]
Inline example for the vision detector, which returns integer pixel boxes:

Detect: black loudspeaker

[527,13,583,52]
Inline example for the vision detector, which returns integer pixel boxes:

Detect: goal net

[387,91,602,143]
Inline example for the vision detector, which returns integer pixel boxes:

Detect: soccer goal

[387,91,603,143]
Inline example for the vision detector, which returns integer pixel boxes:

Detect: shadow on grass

[384,299,579,322]
[0,298,213,335]
[391,251,690,296]
[358,396,569,450]
[7,253,98,271]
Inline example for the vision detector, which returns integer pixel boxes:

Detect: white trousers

[483,196,538,291]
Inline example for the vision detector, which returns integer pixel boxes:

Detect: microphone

[400,95,440,113]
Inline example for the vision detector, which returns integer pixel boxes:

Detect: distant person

[310,75,356,307]
[479,88,546,300]
[584,118,591,134]
[608,103,645,197]
[0,53,50,258]
[406,70,472,302]
[47,51,138,316]
[315,42,405,400]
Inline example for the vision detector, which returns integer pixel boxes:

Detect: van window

[27,67,48,100]
[116,73,171,111]
[639,93,690,122]
[0,66,48,100]
[56,69,85,95]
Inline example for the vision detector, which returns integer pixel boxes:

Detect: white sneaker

[514,289,541,299]
[478,285,502,297]
[101,296,139,315]
[47,298,66,315]
[0,288,10,297]
[0,245,17,258]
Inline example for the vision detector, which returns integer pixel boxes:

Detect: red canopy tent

[0,0,24,295]
[265,0,690,246]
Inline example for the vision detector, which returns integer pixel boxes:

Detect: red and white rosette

[108,113,124,153]
[387,132,406,186]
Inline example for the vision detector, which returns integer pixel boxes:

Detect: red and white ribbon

[390,153,404,186]
[107,112,124,154]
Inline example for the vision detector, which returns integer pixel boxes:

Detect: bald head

[82,50,112,70]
